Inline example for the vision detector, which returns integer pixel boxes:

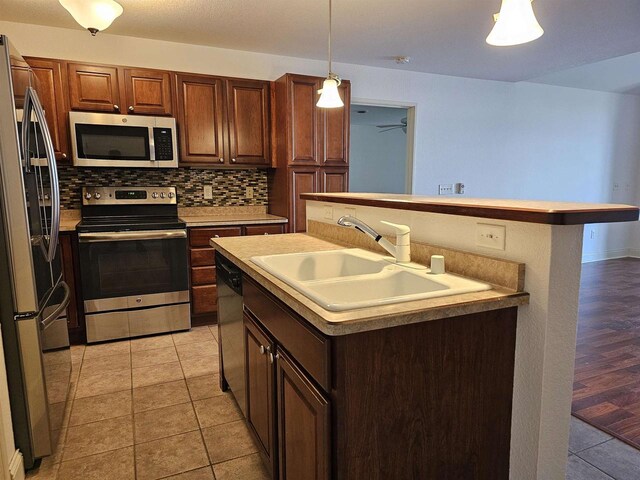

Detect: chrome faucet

[337,215,411,263]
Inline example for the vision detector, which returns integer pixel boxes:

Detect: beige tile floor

[26,326,270,480]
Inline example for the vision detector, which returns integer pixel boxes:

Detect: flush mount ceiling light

[59,0,124,36]
[394,56,411,65]
[486,0,544,46]
[317,0,344,109]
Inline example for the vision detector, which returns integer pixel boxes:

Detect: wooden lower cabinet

[244,313,276,475]
[276,349,330,480]
[236,271,517,480]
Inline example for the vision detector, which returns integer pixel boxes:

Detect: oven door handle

[78,230,187,243]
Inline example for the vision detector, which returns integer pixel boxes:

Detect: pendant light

[486,0,544,47]
[317,0,344,108]
[59,0,124,36]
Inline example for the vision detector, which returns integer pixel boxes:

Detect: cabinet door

[68,63,122,113]
[176,74,227,165]
[321,81,350,166]
[10,59,31,108]
[288,75,320,165]
[27,58,70,162]
[244,313,276,473]
[124,68,173,116]
[227,79,270,166]
[276,349,329,480]
[59,234,79,330]
[290,168,318,233]
[320,167,348,193]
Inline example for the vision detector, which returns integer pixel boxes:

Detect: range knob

[160,192,166,199]
[152,192,159,199]
[168,192,175,199]
[85,192,92,200]
[94,192,101,200]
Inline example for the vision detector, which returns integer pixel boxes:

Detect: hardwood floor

[572,257,640,449]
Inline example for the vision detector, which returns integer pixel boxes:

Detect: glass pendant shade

[317,78,344,108]
[486,0,544,46]
[59,0,124,35]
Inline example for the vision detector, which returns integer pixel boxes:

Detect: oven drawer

[190,227,242,247]
[190,248,215,267]
[192,285,217,314]
[191,266,216,286]
[86,303,191,343]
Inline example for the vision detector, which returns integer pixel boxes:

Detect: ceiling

[350,105,408,127]
[3,0,640,83]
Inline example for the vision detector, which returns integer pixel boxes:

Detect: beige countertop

[301,192,640,225]
[180,213,287,227]
[211,233,529,336]
[58,207,287,231]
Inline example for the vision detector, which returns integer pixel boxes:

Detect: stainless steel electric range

[76,186,190,343]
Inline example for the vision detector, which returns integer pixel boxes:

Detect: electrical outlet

[246,186,254,199]
[323,205,333,220]
[344,207,356,217]
[439,184,454,195]
[454,183,465,194]
[476,223,506,250]
[203,185,213,200]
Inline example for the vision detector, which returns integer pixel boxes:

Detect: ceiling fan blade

[378,126,403,133]
[376,124,404,128]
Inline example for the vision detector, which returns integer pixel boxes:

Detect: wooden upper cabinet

[277,349,330,480]
[322,80,350,166]
[68,63,122,113]
[10,60,31,108]
[289,75,320,166]
[321,167,348,193]
[123,68,172,116]
[290,167,318,233]
[226,79,270,166]
[176,74,226,165]
[27,58,70,162]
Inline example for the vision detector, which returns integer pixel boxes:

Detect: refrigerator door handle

[21,86,33,173]
[24,86,60,263]
[41,281,70,330]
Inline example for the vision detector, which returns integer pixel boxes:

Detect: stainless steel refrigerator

[0,35,71,470]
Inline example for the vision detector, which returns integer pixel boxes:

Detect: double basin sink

[251,248,491,312]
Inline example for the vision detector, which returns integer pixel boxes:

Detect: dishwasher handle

[216,252,242,295]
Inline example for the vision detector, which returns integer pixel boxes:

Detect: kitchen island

[212,230,530,479]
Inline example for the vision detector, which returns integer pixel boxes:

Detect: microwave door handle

[21,87,33,172]
[26,87,60,262]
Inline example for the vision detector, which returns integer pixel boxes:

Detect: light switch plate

[204,185,213,200]
[323,205,333,220]
[344,207,357,217]
[476,223,506,250]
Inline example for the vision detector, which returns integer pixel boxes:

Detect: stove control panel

[82,186,178,206]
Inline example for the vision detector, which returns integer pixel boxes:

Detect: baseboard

[8,450,24,480]
[582,249,640,263]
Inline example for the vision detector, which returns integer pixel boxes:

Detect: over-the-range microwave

[69,111,178,168]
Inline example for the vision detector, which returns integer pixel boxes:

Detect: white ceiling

[3,0,640,84]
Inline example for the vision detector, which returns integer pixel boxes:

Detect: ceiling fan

[377,117,407,134]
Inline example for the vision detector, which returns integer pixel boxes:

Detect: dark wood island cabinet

[227,272,517,480]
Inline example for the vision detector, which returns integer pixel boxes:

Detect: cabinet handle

[113,104,119,111]
[231,158,237,163]
[264,233,269,235]
[269,352,274,364]
[214,234,220,238]
[62,153,67,159]
[219,158,224,163]
[259,345,265,355]
[128,106,134,112]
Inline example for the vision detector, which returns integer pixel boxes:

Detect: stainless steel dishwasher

[216,252,246,416]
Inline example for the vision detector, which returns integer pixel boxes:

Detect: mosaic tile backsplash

[58,166,268,209]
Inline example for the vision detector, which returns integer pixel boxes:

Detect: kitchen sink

[251,249,492,311]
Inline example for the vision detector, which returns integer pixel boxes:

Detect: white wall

[349,124,407,193]
[1,20,638,261]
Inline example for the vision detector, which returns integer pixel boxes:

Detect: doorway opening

[349,102,415,194]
